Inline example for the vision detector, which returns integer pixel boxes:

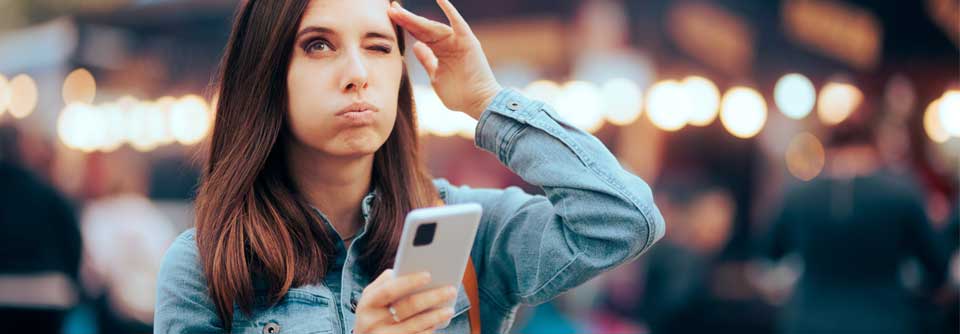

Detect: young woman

[153,0,665,333]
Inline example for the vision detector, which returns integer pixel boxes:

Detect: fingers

[435,0,472,35]
[366,269,394,291]
[388,2,454,45]
[361,271,432,308]
[384,306,455,334]
[389,285,457,322]
[413,42,439,79]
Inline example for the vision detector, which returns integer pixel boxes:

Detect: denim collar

[311,189,377,241]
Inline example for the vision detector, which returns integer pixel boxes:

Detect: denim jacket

[154,88,665,333]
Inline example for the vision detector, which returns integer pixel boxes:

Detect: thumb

[413,41,439,81]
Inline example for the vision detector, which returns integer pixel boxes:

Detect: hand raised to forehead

[388,0,502,119]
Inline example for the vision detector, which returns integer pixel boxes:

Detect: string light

[683,76,720,126]
[646,80,690,131]
[817,82,862,125]
[775,73,816,119]
[62,68,97,105]
[720,86,767,139]
[8,74,38,119]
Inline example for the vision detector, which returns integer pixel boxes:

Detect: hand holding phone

[392,203,482,328]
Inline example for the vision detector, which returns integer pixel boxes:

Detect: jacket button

[263,322,281,333]
[507,101,521,111]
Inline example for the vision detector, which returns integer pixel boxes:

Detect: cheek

[287,59,335,117]
[372,57,404,101]
[370,58,404,131]
[286,58,337,139]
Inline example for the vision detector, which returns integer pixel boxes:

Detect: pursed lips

[336,101,379,116]
[335,101,379,126]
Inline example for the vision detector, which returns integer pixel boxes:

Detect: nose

[341,49,369,92]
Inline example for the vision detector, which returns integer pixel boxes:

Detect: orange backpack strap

[435,199,481,334]
[463,258,481,334]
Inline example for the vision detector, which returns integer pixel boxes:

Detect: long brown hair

[195,0,437,329]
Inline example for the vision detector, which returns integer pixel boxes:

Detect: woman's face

[286,0,402,158]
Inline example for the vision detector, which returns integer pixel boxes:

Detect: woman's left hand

[388,0,502,119]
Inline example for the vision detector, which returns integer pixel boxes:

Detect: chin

[326,132,387,157]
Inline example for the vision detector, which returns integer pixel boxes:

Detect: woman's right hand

[354,269,458,334]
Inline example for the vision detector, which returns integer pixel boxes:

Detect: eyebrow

[295,26,396,42]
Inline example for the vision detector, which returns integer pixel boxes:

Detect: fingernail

[446,286,457,296]
[446,307,455,316]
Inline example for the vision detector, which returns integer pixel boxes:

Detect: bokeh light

[453,111,479,139]
[0,74,10,117]
[155,96,177,145]
[169,95,212,145]
[646,80,689,132]
[8,74,38,119]
[126,101,161,152]
[524,80,562,106]
[413,85,477,138]
[774,73,816,119]
[817,82,862,125]
[58,103,105,152]
[925,99,951,143]
[146,102,171,147]
[785,132,825,181]
[414,85,453,137]
[937,90,960,137]
[555,81,605,132]
[57,103,82,150]
[56,94,219,152]
[98,102,127,152]
[720,86,767,138]
[683,76,720,126]
[601,78,644,126]
[62,68,97,105]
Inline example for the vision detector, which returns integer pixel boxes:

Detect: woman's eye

[370,45,392,54]
[304,39,332,53]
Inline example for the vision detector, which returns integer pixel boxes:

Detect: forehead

[299,0,394,35]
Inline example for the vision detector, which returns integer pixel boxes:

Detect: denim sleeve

[460,88,665,310]
[153,229,223,333]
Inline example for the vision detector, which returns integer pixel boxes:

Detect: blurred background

[0,0,957,333]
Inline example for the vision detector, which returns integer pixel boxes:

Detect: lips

[336,102,379,116]
[336,101,379,126]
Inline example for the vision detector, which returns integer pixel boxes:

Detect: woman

[154,0,665,333]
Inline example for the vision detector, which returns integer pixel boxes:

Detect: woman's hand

[388,0,502,119]
[354,269,458,334]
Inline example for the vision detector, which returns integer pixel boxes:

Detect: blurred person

[570,0,653,87]
[0,124,83,333]
[616,178,775,334]
[764,120,949,334]
[512,299,587,334]
[79,150,176,333]
[154,1,665,334]
[941,204,958,334]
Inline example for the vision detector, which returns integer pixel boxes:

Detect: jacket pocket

[231,288,334,334]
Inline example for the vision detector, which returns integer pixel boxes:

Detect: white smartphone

[392,203,482,326]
